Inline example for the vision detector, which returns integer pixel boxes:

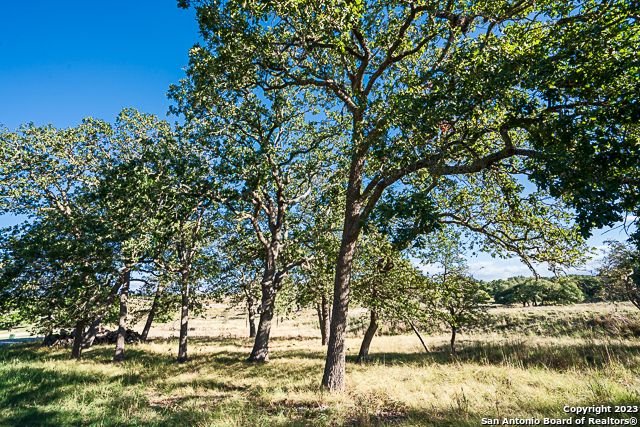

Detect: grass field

[1,303,640,426]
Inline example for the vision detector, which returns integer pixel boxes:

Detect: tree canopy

[0,0,637,395]
[175,0,639,390]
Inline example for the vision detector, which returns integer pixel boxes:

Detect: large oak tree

[175,0,638,390]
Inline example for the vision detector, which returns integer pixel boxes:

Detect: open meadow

[1,302,640,426]
[1,1,639,425]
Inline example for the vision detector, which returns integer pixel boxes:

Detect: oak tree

[175,0,634,390]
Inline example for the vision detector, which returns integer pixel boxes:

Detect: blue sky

[0,0,200,231]
[0,1,635,281]
[0,1,199,131]
[457,229,634,281]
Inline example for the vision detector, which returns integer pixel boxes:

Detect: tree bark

[246,292,257,338]
[316,303,324,341]
[82,318,101,349]
[71,318,85,359]
[43,331,53,347]
[113,270,130,363]
[316,295,330,345]
[177,270,190,363]
[321,295,330,345]
[322,173,365,389]
[247,284,276,363]
[356,309,378,364]
[408,320,430,353]
[450,325,457,356]
[321,241,356,389]
[82,273,125,349]
[141,283,164,341]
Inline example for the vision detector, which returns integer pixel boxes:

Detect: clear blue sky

[0,1,199,131]
[0,1,634,280]
[0,0,200,228]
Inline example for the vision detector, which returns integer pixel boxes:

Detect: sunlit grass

[1,303,640,426]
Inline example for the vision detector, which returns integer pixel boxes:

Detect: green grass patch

[1,304,640,426]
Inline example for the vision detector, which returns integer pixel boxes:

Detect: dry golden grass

[1,302,640,426]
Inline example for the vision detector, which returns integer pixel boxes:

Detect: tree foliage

[421,268,489,356]
[492,276,585,306]
[175,0,638,389]
[598,240,640,309]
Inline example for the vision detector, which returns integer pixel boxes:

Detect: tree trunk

[177,270,190,363]
[71,318,85,359]
[316,295,330,345]
[43,331,53,347]
[247,285,276,363]
[408,320,430,353]
[113,270,130,363]
[321,295,330,345]
[141,283,164,341]
[247,293,257,338]
[82,319,102,349]
[356,309,378,364]
[316,303,324,342]
[322,189,363,390]
[450,325,457,356]
[82,273,125,349]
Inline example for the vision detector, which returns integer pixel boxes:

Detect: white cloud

[412,242,618,281]
[414,259,550,281]
[467,260,540,281]
[415,263,443,275]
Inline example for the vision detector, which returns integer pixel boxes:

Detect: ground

[1,303,639,426]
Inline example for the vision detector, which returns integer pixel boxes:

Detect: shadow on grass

[3,335,640,374]
[400,395,640,427]
[0,361,321,427]
[4,396,640,427]
[3,399,640,427]
[2,337,640,426]
[354,338,640,372]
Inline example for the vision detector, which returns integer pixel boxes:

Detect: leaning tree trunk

[82,318,102,349]
[141,283,164,341]
[408,320,430,353]
[246,293,257,338]
[177,270,190,363]
[71,318,86,359]
[82,273,125,349]
[247,284,277,363]
[356,309,378,364]
[113,271,130,363]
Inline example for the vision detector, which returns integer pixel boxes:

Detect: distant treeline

[485,275,607,307]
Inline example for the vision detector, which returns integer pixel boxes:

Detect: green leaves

[598,239,640,308]
[421,267,489,330]
[493,276,585,306]
[0,108,219,334]
[363,190,440,250]
[178,0,629,268]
